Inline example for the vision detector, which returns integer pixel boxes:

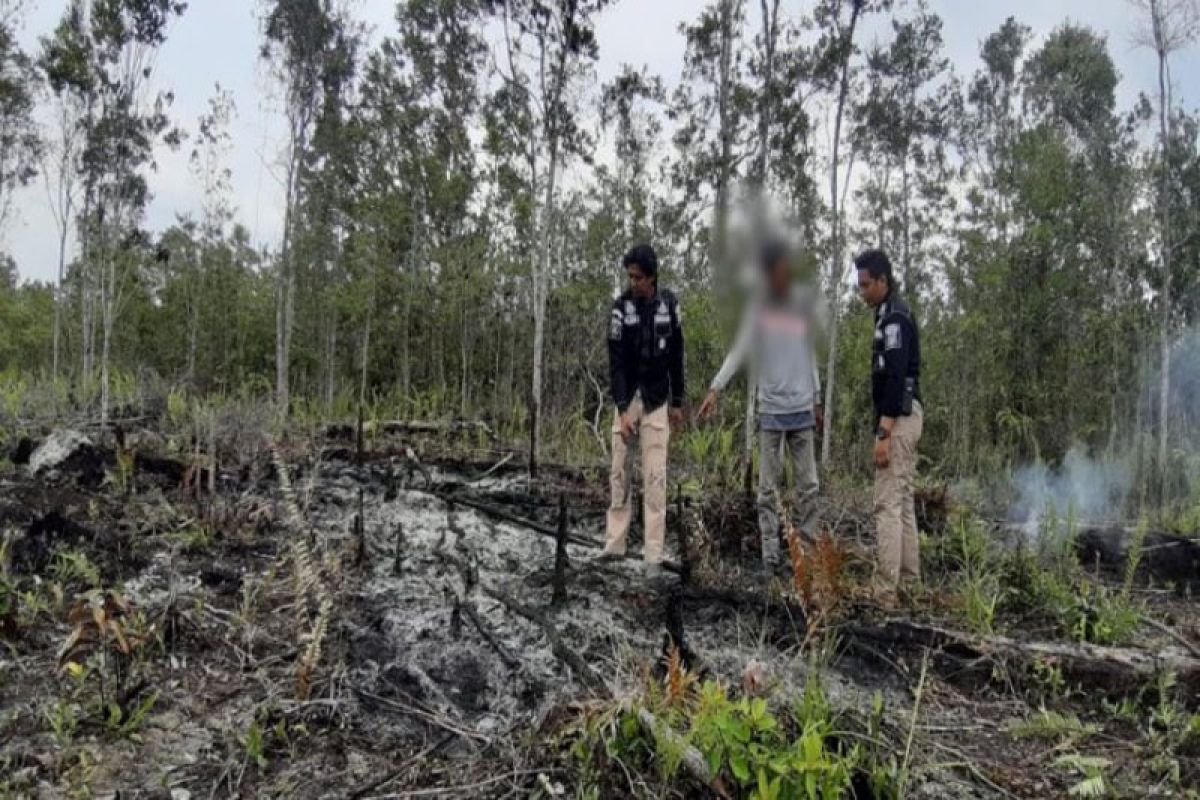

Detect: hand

[814,404,825,432]
[669,406,685,430]
[873,437,890,470]
[697,390,718,422]
[618,412,636,442]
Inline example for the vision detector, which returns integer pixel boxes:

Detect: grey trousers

[758,427,819,566]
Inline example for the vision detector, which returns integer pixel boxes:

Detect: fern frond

[1067,775,1107,798]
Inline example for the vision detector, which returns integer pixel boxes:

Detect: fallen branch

[348,732,456,799]
[843,619,1200,699]
[355,689,490,745]
[468,451,514,483]
[433,490,597,549]
[1139,613,1200,660]
[482,587,604,691]
[461,600,520,670]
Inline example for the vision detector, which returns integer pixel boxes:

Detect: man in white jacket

[698,242,823,570]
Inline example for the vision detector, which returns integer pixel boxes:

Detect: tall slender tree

[41,0,186,422]
[491,0,609,475]
[260,0,354,413]
[1128,0,1200,492]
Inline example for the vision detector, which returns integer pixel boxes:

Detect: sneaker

[594,550,624,563]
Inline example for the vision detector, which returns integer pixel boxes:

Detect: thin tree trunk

[711,0,737,285]
[325,311,338,411]
[820,0,863,467]
[79,190,95,392]
[187,261,198,387]
[360,255,376,406]
[401,277,412,397]
[52,212,69,384]
[531,28,568,477]
[460,291,471,419]
[1154,19,1173,497]
[99,226,115,425]
[743,0,779,494]
[276,144,300,415]
[901,161,912,290]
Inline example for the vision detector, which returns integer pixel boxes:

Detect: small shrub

[51,551,101,590]
[243,719,267,770]
[103,690,159,740]
[1053,753,1110,798]
[1069,579,1140,646]
[44,699,79,747]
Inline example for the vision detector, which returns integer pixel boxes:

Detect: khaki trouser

[604,396,669,564]
[874,401,923,589]
[758,427,819,567]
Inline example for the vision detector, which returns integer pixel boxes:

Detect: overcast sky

[7,0,1199,283]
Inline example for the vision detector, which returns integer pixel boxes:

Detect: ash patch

[323,483,578,732]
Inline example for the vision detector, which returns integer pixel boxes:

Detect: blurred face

[627,263,654,299]
[768,260,790,296]
[857,268,889,308]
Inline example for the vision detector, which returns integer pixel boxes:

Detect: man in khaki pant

[855,249,923,606]
[600,244,685,570]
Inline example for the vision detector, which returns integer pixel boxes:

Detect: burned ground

[0,423,1197,799]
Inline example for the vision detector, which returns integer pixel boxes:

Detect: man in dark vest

[600,244,685,572]
[855,249,922,607]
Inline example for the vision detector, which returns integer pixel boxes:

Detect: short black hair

[623,243,659,278]
[760,239,789,274]
[854,248,894,289]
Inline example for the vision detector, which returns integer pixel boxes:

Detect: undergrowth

[929,508,1144,646]
[567,653,905,799]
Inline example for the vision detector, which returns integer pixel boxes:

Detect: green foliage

[678,424,741,494]
[1142,672,1200,791]
[1068,578,1140,646]
[994,510,1141,647]
[924,512,1006,634]
[686,679,856,799]
[166,389,189,430]
[50,550,101,590]
[1123,516,1150,597]
[0,370,26,420]
[1027,658,1068,701]
[567,669,896,799]
[1011,708,1100,742]
[243,719,267,770]
[103,690,159,740]
[172,525,213,555]
[44,699,79,747]
[1053,753,1111,798]
[950,514,1005,634]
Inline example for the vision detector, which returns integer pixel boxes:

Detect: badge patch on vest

[884,323,902,351]
[624,300,638,326]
